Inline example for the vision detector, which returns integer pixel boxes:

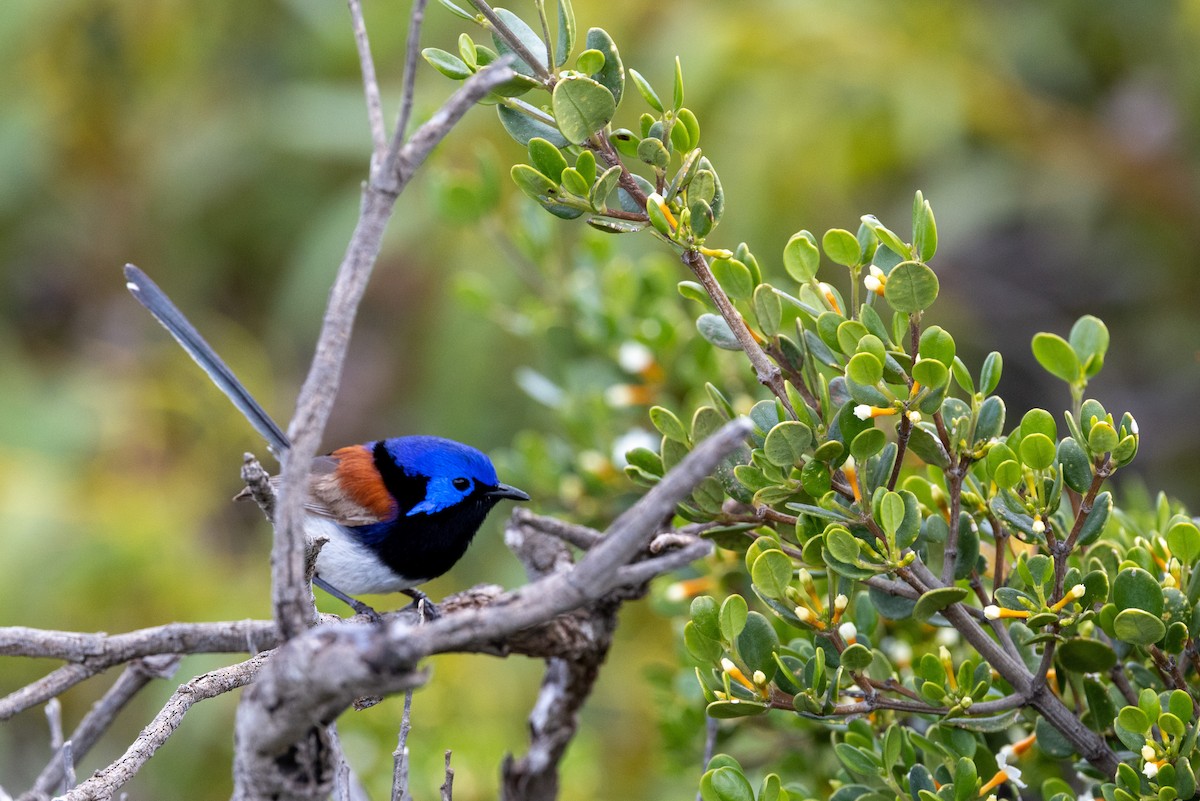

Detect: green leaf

[1113,608,1166,646]
[833,743,879,777]
[911,358,948,390]
[704,701,769,721]
[584,28,624,105]
[1058,638,1117,672]
[826,527,861,564]
[1069,315,1109,378]
[840,643,873,671]
[1113,566,1164,615]
[575,48,604,76]
[1168,520,1200,564]
[422,47,473,80]
[751,549,794,599]
[1019,433,1056,471]
[912,587,968,623]
[649,406,689,444]
[850,428,886,462]
[846,352,884,386]
[1117,705,1150,734]
[952,757,978,801]
[435,0,476,21]
[764,421,813,468]
[918,326,956,367]
[980,351,1003,395]
[975,396,1006,442]
[527,137,568,181]
[737,611,780,674]
[702,767,757,801]
[914,195,937,262]
[637,137,669,168]
[884,261,939,313]
[510,163,558,200]
[498,104,568,147]
[684,621,723,662]
[711,258,754,300]
[673,55,685,109]
[753,284,782,337]
[590,165,621,210]
[719,594,749,640]
[1075,491,1111,546]
[491,8,549,77]
[697,314,742,351]
[878,491,906,538]
[861,215,911,258]
[551,75,616,145]
[1031,332,1080,383]
[627,68,663,112]
[822,228,862,267]
[1057,437,1092,494]
[691,595,720,639]
[784,231,820,283]
[555,0,576,67]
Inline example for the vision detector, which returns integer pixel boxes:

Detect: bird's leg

[402,588,441,621]
[313,576,382,623]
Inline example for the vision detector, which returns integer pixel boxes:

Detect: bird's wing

[233,452,395,527]
[304,449,397,527]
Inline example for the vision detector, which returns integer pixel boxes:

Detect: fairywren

[123,264,528,616]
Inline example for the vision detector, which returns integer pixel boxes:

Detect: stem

[467,0,554,83]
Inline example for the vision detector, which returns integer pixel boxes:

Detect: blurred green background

[2,0,1199,797]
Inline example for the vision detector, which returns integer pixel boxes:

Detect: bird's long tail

[123,264,291,455]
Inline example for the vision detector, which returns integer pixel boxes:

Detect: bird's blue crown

[370,435,499,516]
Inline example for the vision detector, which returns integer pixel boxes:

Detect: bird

[122,263,529,618]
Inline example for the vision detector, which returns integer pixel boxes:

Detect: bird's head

[371,435,529,517]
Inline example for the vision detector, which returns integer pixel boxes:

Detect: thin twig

[346,0,387,161]
[61,652,270,801]
[440,751,455,801]
[29,655,181,796]
[392,691,415,801]
[392,0,430,151]
[466,0,553,83]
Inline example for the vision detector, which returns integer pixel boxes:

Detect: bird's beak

[488,483,530,502]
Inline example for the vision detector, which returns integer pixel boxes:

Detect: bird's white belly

[304,515,421,595]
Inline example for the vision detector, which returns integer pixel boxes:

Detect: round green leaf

[1021,407,1058,440]
[911,358,948,390]
[878,491,906,538]
[1018,433,1056,470]
[576,48,605,75]
[784,231,820,282]
[527,137,568,181]
[850,428,886,462]
[551,75,616,145]
[1113,566,1164,616]
[751,549,794,599]
[684,621,723,662]
[884,261,939,313]
[846,352,884,386]
[1057,638,1117,673]
[918,325,955,367]
[912,586,968,623]
[737,611,780,674]
[719,594,748,640]
[498,104,569,147]
[711,258,754,300]
[1113,608,1166,646]
[584,28,624,105]
[822,228,862,267]
[1168,521,1200,564]
[649,406,689,444]
[764,421,813,468]
[840,643,874,671]
[691,595,720,639]
[826,527,861,564]
[1057,437,1092,494]
[1031,332,1080,383]
[697,313,742,351]
[1117,705,1150,734]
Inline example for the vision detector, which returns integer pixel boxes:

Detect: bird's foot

[403,588,440,622]
[313,576,383,624]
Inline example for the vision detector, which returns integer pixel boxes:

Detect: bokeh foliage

[2,1,1200,799]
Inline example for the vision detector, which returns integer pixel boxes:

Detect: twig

[61,652,270,801]
[392,691,415,801]
[440,751,454,801]
[392,0,430,153]
[465,0,553,83]
[346,0,386,161]
[29,655,181,796]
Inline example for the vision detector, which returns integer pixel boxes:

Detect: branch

[28,655,181,797]
[273,56,517,639]
[61,653,270,801]
[346,0,386,160]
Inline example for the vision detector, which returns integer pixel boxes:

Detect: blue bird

[123,264,529,617]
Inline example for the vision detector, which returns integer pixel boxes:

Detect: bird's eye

[452,477,471,491]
